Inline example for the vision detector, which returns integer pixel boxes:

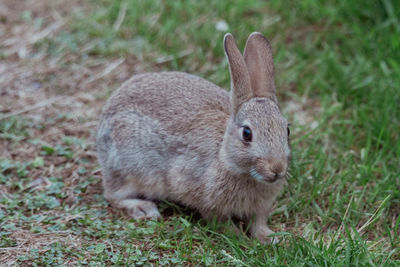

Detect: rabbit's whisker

[250,168,264,181]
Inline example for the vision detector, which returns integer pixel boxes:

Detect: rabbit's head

[221,32,290,183]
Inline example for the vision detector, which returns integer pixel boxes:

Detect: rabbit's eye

[287,127,290,137]
[242,126,252,142]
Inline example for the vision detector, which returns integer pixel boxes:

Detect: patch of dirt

[284,98,320,128]
[0,0,146,113]
[0,1,145,263]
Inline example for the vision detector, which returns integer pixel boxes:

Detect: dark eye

[287,127,290,136]
[242,126,252,142]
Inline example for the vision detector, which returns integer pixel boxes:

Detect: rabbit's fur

[96,32,290,242]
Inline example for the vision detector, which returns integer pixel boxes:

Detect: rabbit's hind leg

[105,188,161,219]
[118,199,160,219]
[103,174,160,219]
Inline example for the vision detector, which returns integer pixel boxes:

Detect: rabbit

[96,32,291,243]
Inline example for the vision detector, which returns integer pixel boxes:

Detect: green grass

[1,0,399,265]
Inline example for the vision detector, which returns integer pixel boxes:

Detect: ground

[0,0,399,265]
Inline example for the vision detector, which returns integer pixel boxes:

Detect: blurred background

[0,0,399,265]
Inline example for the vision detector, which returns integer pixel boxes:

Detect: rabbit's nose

[270,162,284,176]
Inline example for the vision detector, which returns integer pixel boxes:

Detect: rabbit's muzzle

[251,158,288,183]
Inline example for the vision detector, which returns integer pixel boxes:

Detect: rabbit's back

[101,72,230,134]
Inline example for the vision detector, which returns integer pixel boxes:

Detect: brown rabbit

[96,32,291,242]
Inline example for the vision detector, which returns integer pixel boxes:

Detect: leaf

[94,243,106,254]
[41,145,55,155]
[180,217,191,228]
[32,157,44,168]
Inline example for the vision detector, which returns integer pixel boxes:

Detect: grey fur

[96,32,291,242]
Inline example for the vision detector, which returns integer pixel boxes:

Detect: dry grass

[0,1,133,264]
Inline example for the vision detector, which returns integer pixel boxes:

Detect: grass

[1,0,399,265]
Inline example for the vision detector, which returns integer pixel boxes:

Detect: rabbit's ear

[243,32,276,100]
[224,33,252,114]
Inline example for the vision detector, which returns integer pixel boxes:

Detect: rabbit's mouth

[264,174,285,183]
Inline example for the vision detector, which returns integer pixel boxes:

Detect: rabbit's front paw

[119,199,160,219]
[251,224,278,244]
